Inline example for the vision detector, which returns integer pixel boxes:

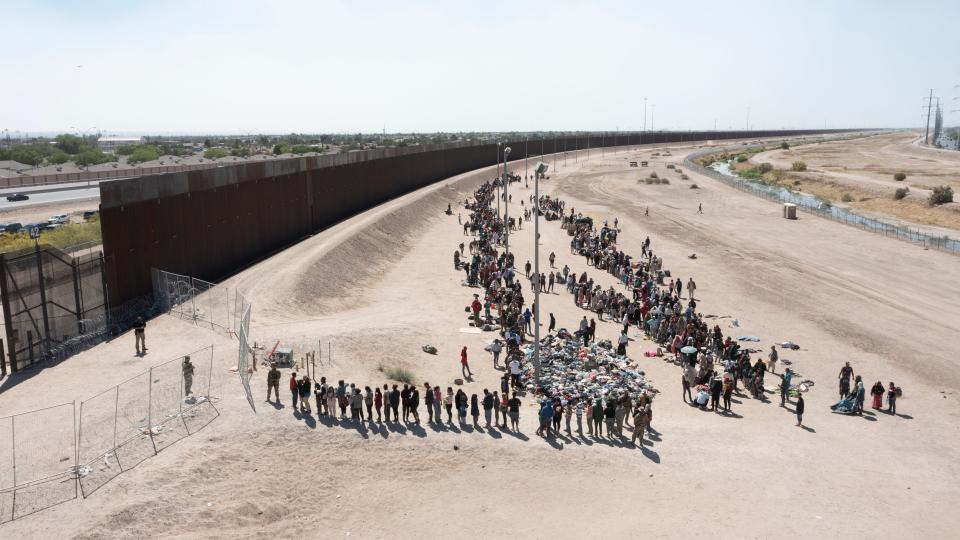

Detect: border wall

[100,130,861,307]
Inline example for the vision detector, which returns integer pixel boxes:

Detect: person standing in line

[315,376,328,415]
[374,386,383,422]
[682,373,692,403]
[289,372,299,409]
[133,317,147,355]
[854,376,865,415]
[326,386,338,420]
[509,358,521,389]
[423,382,434,423]
[795,393,805,427]
[350,388,363,422]
[592,397,604,437]
[456,389,468,425]
[507,393,521,431]
[722,376,733,412]
[299,375,312,413]
[444,387,454,423]
[491,390,501,427]
[389,384,401,422]
[767,345,778,374]
[400,384,411,422]
[870,381,885,410]
[482,389,494,428]
[409,385,420,424]
[460,346,472,379]
[585,399,594,436]
[433,385,443,423]
[266,363,281,402]
[380,383,391,422]
[779,368,793,407]
[887,382,898,415]
[604,399,617,438]
[470,394,480,427]
[574,398,584,435]
[537,399,553,437]
[364,386,374,421]
[564,400,573,436]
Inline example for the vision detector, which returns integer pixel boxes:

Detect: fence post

[147,367,157,455]
[72,258,84,335]
[208,345,214,400]
[33,244,52,358]
[73,400,79,499]
[0,253,15,373]
[112,385,121,470]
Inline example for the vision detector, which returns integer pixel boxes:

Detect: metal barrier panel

[0,416,12,524]
[4,403,77,521]
[147,356,190,453]
[77,386,122,498]
[114,371,156,471]
[237,305,255,413]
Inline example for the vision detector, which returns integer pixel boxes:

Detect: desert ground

[748,131,960,232]
[2,136,960,539]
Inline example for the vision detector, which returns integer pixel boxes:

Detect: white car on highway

[48,214,69,224]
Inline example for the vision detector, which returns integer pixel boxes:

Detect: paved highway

[0,187,100,211]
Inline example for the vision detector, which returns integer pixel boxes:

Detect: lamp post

[503,146,512,258]
[532,154,542,383]
[496,141,502,220]
[524,137,529,188]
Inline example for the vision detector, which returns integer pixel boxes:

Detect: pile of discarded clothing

[520,335,656,401]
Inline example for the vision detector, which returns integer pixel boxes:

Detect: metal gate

[0,245,107,375]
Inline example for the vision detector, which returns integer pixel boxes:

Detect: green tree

[75,148,114,166]
[116,145,136,156]
[10,146,43,166]
[127,145,161,164]
[204,148,230,159]
[48,149,72,164]
[273,144,285,155]
[55,134,85,154]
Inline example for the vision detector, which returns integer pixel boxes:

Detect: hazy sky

[2,0,958,135]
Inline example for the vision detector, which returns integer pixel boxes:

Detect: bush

[894,187,909,200]
[736,154,748,163]
[928,185,954,206]
[681,174,689,180]
[791,161,807,172]
[48,150,71,165]
[75,149,114,166]
[127,145,161,164]
[666,164,675,169]
[894,172,906,181]
[660,178,670,184]
[690,184,699,189]
[758,162,774,174]
[841,193,853,203]
[781,141,790,150]
[384,366,415,383]
[649,172,658,179]
[203,148,230,159]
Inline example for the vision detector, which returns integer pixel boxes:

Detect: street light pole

[496,141,502,220]
[503,146,512,258]
[533,158,541,383]
[524,137,528,187]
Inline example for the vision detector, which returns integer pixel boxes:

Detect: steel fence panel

[77,386,122,498]
[147,356,189,453]
[114,371,156,471]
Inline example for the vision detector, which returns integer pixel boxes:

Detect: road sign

[28,225,40,239]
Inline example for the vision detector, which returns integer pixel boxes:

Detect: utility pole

[533,157,541,383]
[924,88,934,145]
[524,137,528,187]
[503,146,512,258]
[643,98,648,132]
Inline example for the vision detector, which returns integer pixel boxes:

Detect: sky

[1,0,959,135]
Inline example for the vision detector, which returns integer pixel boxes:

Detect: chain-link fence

[684,147,960,255]
[75,346,217,498]
[152,269,256,413]
[0,402,78,524]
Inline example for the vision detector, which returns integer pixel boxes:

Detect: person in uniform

[133,317,147,355]
[182,355,194,397]
[266,363,280,402]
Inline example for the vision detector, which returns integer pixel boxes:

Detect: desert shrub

[928,185,954,206]
[772,169,786,181]
[841,193,854,203]
[736,154,748,163]
[384,366,415,383]
[791,161,807,171]
[758,162,774,174]
[681,174,689,180]
[650,172,658,179]
[780,141,790,150]
[794,180,802,186]
[690,184,699,189]
[666,164,675,169]
[661,178,670,184]
[894,172,906,181]
[894,188,909,200]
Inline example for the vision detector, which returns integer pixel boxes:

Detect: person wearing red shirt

[460,346,472,378]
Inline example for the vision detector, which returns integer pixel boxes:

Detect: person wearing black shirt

[795,394,805,427]
[409,387,420,424]
[424,382,435,423]
[388,385,401,423]
[133,317,147,355]
[507,393,521,431]
[482,389,494,428]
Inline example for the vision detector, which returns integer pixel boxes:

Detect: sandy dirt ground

[750,132,960,232]
[2,138,960,539]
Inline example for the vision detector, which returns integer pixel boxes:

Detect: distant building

[98,136,144,151]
